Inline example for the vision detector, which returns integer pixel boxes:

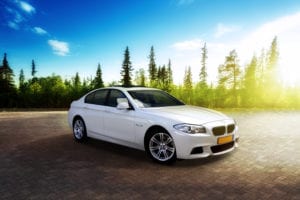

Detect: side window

[84,89,108,105]
[106,90,126,107]
[93,90,109,105]
[85,92,95,104]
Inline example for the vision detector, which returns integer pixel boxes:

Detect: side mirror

[116,98,130,110]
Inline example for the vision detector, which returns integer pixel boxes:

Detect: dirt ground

[0,111,299,200]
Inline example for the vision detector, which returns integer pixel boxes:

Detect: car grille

[211,141,235,153]
[212,124,235,136]
[227,124,235,133]
[212,126,225,136]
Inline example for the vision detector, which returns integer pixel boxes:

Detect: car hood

[142,105,231,125]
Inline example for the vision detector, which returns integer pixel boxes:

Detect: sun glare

[279,50,300,87]
[279,66,298,86]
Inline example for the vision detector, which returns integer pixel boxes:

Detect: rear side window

[84,89,108,105]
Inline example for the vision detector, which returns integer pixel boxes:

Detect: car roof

[105,86,160,92]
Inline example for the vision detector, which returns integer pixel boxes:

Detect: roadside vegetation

[1,36,299,109]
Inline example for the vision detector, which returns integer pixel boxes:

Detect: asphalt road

[0,111,299,200]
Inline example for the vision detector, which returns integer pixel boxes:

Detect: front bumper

[172,121,239,159]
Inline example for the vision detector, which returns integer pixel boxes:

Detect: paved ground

[0,111,299,200]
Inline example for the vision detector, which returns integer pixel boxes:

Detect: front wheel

[73,118,87,142]
[146,131,176,164]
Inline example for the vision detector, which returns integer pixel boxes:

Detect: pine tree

[183,66,193,104]
[31,59,37,77]
[266,37,279,84]
[120,46,133,86]
[257,49,266,89]
[19,69,25,89]
[73,72,81,88]
[157,65,168,90]
[165,59,173,92]
[264,36,280,106]
[140,70,146,86]
[184,66,192,90]
[167,59,173,85]
[148,46,157,87]
[199,42,208,86]
[0,53,16,107]
[242,55,258,106]
[93,63,104,88]
[267,37,279,75]
[217,50,241,107]
[0,53,15,93]
[70,72,82,100]
[134,68,146,86]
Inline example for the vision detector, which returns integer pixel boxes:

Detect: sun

[279,53,300,87]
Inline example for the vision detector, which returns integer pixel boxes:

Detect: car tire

[73,117,87,142]
[146,130,177,164]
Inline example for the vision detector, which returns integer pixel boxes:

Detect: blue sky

[1,0,300,85]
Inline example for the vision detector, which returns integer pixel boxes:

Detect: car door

[103,89,136,143]
[83,89,108,136]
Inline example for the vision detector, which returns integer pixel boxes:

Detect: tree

[195,43,210,107]
[0,53,15,91]
[148,46,157,87]
[266,37,279,78]
[134,68,146,86]
[256,49,266,88]
[70,72,83,100]
[93,63,104,88]
[217,50,241,107]
[242,55,258,106]
[18,69,26,94]
[73,72,81,89]
[165,59,173,92]
[183,66,193,104]
[19,69,25,88]
[120,46,133,86]
[31,59,37,77]
[264,36,280,106]
[157,65,167,90]
[167,59,173,85]
[199,42,208,86]
[184,66,192,90]
[0,53,16,107]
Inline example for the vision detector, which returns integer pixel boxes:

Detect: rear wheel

[146,130,176,164]
[73,118,87,142]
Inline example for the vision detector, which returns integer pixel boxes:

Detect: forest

[0,37,299,109]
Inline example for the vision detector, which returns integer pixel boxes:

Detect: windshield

[128,90,185,108]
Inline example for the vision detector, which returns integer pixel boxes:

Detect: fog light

[191,147,203,154]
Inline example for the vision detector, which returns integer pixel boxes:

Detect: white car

[68,87,239,164]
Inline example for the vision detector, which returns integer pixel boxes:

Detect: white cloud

[48,40,70,56]
[239,11,300,52]
[4,1,35,30]
[5,6,24,29]
[33,27,48,35]
[214,23,240,38]
[19,1,35,14]
[8,21,19,30]
[172,39,203,51]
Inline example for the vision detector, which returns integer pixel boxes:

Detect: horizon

[1,0,300,86]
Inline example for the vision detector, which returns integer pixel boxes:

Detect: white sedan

[68,87,239,164]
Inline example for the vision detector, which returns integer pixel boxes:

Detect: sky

[1,0,300,86]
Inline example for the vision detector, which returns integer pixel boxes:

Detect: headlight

[173,124,207,134]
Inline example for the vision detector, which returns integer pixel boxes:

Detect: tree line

[1,36,299,109]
